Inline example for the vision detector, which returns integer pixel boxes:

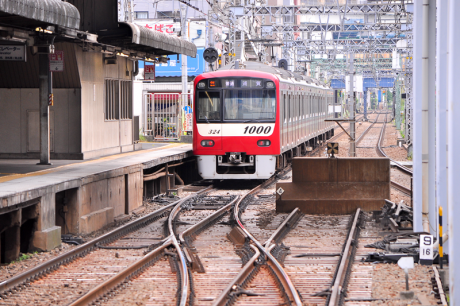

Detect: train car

[193,62,336,180]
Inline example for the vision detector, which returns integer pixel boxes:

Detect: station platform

[0,143,193,261]
[0,143,169,178]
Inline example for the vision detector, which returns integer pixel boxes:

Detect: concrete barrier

[276,157,390,214]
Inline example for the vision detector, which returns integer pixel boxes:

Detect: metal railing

[143,93,192,141]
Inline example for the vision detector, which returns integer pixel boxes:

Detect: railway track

[353,112,411,197]
[0,187,211,306]
[0,166,367,306]
[376,114,413,176]
[307,114,366,157]
[376,114,412,196]
[213,175,364,306]
[67,169,299,306]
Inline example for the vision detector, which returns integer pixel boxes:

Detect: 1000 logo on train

[243,126,272,134]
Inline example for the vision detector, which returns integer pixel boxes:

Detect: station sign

[49,51,64,72]
[144,65,155,80]
[0,45,26,61]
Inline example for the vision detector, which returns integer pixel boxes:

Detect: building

[0,0,195,260]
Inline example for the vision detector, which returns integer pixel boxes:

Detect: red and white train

[193,62,336,179]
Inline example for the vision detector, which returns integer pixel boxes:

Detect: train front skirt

[197,155,277,179]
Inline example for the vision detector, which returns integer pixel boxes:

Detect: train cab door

[282,92,287,149]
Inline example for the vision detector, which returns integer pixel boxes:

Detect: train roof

[218,61,327,88]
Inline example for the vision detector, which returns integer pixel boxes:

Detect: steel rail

[264,207,303,249]
[328,208,361,306]
[68,238,173,306]
[68,193,197,306]
[232,187,303,306]
[212,245,260,306]
[212,208,303,306]
[308,114,365,157]
[376,114,413,175]
[168,197,193,306]
[390,181,411,196]
[0,197,184,295]
[211,167,300,306]
[69,187,215,306]
[329,114,365,142]
[179,195,240,244]
[355,113,380,146]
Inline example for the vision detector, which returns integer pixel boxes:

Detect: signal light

[201,140,214,147]
[257,140,271,147]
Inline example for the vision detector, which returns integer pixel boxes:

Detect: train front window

[223,89,276,121]
[197,91,221,121]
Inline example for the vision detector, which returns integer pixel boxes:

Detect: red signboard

[144,65,155,80]
[49,51,64,72]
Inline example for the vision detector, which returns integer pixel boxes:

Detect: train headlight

[266,81,275,88]
[197,82,206,88]
[201,140,215,147]
[257,140,271,147]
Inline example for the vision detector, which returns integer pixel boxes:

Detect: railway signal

[327,142,339,158]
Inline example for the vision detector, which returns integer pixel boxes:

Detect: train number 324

[243,126,272,134]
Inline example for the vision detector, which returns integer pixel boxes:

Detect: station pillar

[395,78,401,129]
[447,0,460,299]
[38,50,53,165]
[363,89,368,120]
[32,193,61,251]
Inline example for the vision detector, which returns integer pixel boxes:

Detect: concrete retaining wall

[276,157,390,214]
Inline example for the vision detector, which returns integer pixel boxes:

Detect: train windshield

[197,91,221,121]
[223,89,276,121]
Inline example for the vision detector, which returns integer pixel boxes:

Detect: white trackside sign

[419,235,433,261]
[197,123,275,137]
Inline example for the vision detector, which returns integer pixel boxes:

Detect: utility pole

[180,4,188,139]
[348,52,356,157]
[181,4,188,127]
[37,42,55,166]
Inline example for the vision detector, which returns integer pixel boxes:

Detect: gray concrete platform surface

[0,143,168,177]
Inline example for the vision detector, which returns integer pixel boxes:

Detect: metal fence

[143,93,193,140]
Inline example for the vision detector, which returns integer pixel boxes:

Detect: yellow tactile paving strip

[0,143,185,184]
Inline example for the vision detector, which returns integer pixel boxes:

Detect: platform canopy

[0,0,80,30]
[96,22,197,58]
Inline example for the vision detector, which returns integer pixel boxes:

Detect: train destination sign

[0,45,26,61]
